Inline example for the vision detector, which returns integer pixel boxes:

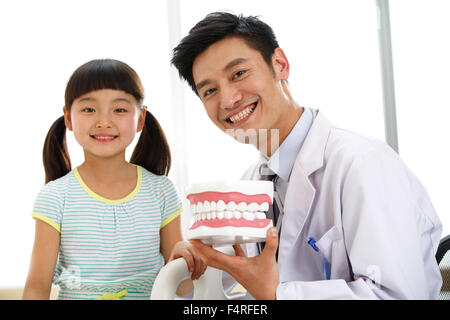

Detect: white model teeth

[203,201,210,212]
[260,202,269,211]
[190,200,269,221]
[237,202,247,211]
[217,200,226,211]
[243,211,254,220]
[94,136,115,139]
[190,201,269,214]
[229,104,255,123]
[255,212,266,219]
[248,202,259,212]
[227,201,237,211]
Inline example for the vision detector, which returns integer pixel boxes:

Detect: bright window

[389,0,450,236]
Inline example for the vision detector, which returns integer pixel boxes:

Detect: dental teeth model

[185,181,273,246]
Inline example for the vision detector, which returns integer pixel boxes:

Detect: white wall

[180,1,385,187]
[0,0,174,288]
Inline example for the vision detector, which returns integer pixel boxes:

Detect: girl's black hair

[43,59,171,183]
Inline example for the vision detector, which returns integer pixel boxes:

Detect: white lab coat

[242,110,442,299]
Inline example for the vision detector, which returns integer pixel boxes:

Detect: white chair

[150,246,247,300]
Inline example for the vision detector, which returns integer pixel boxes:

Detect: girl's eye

[82,107,95,113]
[203,88,216,98]
[233,70,246,79]
[115,108,127,113]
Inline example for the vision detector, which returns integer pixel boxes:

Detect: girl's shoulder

[139,166,180,196]
[139,166,174,186]
[33,171,74,219]
[39,170,75,197]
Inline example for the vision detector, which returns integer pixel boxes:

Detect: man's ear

[63,107,72,131]
[137,109,146,132]
[271,47,290,81]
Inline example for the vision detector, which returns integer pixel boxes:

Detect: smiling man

[192,36,300,156]
[171,12,442,300]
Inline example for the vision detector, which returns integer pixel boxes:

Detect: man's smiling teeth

[228,103,256,123]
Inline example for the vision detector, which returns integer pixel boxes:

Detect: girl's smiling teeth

[227,103,257,124]
[90,134,118,142]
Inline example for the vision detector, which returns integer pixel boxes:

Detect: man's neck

[259,105,304,158]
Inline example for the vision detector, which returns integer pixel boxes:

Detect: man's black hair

[171,12,279,95]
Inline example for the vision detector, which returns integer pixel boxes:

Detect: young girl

[23,59,205,300]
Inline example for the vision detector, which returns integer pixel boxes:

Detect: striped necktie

[258,163,281,260]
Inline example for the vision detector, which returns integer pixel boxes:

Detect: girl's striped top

[31,165,183,300]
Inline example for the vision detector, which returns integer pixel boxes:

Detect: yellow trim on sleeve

[97,289,128,300]
[32,212,61,233]
[160,207,183,229]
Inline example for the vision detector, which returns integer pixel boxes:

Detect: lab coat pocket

[315,226,350,280]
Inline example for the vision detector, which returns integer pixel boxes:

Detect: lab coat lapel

[278,110,331,264]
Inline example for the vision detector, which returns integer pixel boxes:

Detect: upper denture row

[191,200,269,214]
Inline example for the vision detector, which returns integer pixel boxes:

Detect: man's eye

[203,88,216,98]
[233,70,246,79]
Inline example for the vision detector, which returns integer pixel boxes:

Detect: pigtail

[43,116,71,183]
[130,110,171,176]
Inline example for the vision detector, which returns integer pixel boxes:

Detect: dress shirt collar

[264,107,313,181]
